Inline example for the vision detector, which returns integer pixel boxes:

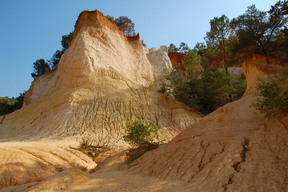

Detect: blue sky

[0,0,279,97]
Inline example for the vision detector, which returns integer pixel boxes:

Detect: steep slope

[0,10,202,144]
[130,54,288,192]
[0,10,202,189]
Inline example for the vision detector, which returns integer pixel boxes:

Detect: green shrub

[123,119,159,147]
[252,76,288,116]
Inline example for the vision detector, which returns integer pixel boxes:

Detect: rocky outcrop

[130,54,288,192]
[0,10,202,145]
[0,10,202,189]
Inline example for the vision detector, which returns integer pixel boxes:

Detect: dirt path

[3,168,191,192]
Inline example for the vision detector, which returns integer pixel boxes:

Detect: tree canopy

[231,1,288,61]
[31,32,73,77]
[159,67,246,115]
[205,15,236,73]
[168,1,287,66]
[105,15,137,37]
[168,43,179,53]
[183,49,203,75]
[31,59,51,77]
[61,32,73,50]
[114,16,137,36]
[0,92,25,115]
[168,42,191,53]
[162,1,287,116]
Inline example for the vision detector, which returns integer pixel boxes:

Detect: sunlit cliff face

[0,10,198,145]
[53,10,155,91]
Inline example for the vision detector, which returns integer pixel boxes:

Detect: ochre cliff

[129,54,288,192]
[168,52,185,70]
[0,10,201,144]
[0,10,202,189]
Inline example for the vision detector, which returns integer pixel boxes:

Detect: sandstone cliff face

[130,54,288,192]
[0,10,202,189]
[0,10,202,144]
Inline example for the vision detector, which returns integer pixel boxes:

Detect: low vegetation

[252,68,288,116]
[123,119,159,148]
[73,136,111,158]
[123,119,159,163]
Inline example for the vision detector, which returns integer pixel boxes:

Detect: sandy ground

[1,169,192,192]
[0,139,191,192]
[68,170,192,192]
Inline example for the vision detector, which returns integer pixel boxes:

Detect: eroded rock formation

[0,10,201,144]
[130,54,288,192]
[0,10,202,189]
[11,55,287,192]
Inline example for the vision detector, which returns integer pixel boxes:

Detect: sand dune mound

[129,54,288,192]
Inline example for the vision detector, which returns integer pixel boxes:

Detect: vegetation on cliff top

[169,1,288,66]
[164,0,287,115]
